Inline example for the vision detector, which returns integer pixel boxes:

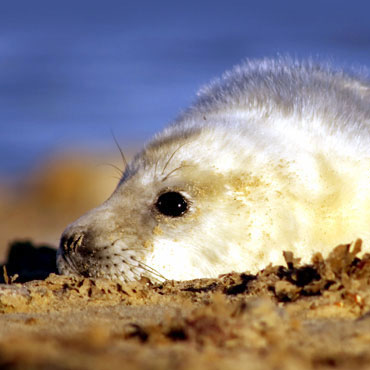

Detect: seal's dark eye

[155,192,188,217]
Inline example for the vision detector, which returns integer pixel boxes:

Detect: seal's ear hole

[155,191,188,217]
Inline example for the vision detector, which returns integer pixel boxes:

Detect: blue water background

[1,0,370,176]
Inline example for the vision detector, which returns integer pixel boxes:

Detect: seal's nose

[57,226,97,276]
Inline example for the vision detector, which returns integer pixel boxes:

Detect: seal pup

[57,58,370,282]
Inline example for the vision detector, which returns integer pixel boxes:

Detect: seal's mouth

[57,233,166,283]
[56,247,81,276]
[56,242,95,278]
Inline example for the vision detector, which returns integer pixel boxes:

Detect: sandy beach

[1,239,370,369]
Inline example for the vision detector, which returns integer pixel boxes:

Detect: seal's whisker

[161,142,187,175]
[118,252,166,280]
[136,260,167,280]
[161,164,195,182]
[97,162,124,177]
[154,158,160,179]
[111,129,128,168]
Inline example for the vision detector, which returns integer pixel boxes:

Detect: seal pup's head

[57,126,271,282]
[57,58,370,282]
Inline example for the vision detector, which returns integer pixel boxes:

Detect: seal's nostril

[60,235,69,252]
[60,233,85,254]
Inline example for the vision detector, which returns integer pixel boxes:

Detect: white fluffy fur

[58,58,370,282]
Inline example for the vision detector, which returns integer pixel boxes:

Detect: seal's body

[57,59,370,282]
